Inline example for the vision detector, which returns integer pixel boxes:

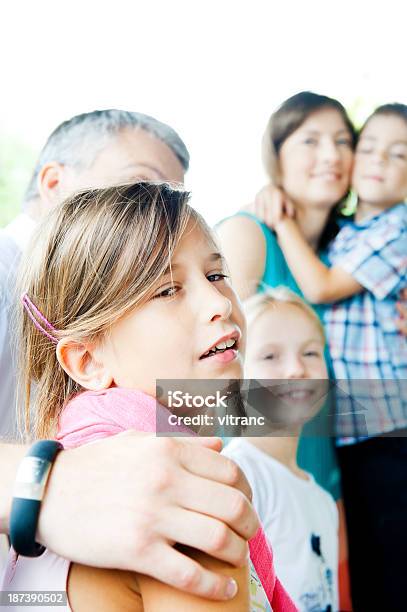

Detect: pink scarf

[57,387,297,611]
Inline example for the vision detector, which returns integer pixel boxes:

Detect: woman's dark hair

[262,91,358,250]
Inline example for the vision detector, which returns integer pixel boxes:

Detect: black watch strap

[10,440,63,557]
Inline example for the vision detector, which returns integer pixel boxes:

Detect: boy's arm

[275,218,363,304]
[216,215,266,300]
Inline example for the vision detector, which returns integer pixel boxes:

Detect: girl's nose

[284,356,306,379]
[200,280,233,323]
[210,294,233,323]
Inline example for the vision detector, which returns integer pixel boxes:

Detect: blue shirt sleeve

[334,209,406,300]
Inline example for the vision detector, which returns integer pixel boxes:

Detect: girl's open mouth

[200,337,238,359]
[276,389,315,402]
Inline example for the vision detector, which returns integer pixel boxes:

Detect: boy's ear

[56,338,113,391]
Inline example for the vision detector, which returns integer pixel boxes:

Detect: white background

[1,0,406,224]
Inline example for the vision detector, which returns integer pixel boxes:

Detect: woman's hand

[396,288,407,336]
[243,184,295,229]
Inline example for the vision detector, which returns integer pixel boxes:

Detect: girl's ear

[56,338,113,391]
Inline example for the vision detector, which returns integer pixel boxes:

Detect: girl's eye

[303,351,321,358]
[154,285,179,299]
[207,273,229,282]
[264,354,275,360]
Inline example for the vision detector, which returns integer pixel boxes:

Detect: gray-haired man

[0,109,189,436]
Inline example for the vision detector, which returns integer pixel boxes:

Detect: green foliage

[341,190,358,216]
[346,96,379,131]
[0,133,36,228]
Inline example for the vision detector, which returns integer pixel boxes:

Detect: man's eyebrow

[122,163,165,180]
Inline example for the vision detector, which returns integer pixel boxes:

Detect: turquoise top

[231,212,340,499]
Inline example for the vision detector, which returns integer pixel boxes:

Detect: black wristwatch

[10,440,63,557]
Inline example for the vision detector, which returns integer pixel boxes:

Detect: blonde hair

[18,182,210,439]
[243,286,325,340]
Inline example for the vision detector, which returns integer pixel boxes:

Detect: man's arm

[275,218,363,304]
[0,443,27,534]
[1,433,258,601]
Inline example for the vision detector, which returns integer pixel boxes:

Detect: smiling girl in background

[224,288,338,612]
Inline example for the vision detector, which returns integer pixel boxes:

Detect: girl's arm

[216,215,266,300]
[68,549,250,612]
[275,218,362,304]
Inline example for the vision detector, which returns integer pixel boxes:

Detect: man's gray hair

[24,109,190,202]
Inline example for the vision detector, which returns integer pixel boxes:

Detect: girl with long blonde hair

[5,182,295,611]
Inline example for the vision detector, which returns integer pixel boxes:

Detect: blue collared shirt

[323,203,407,443]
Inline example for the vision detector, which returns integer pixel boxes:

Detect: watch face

[14,457,51,501]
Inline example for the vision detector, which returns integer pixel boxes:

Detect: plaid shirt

[322,203,407,444]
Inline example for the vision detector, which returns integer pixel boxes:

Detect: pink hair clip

[21,293,59,344]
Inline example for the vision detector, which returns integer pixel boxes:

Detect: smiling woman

[216,92,357,500]
[265,108,354,212]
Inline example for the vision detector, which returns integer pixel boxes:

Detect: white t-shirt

[223,438,338,612]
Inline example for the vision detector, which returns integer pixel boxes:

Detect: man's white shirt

[0,213,36,438]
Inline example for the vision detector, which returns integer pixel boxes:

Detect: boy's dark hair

[360,103,407,132]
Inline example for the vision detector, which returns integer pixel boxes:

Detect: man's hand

[243,184,295,228]
[37,432,258,600]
